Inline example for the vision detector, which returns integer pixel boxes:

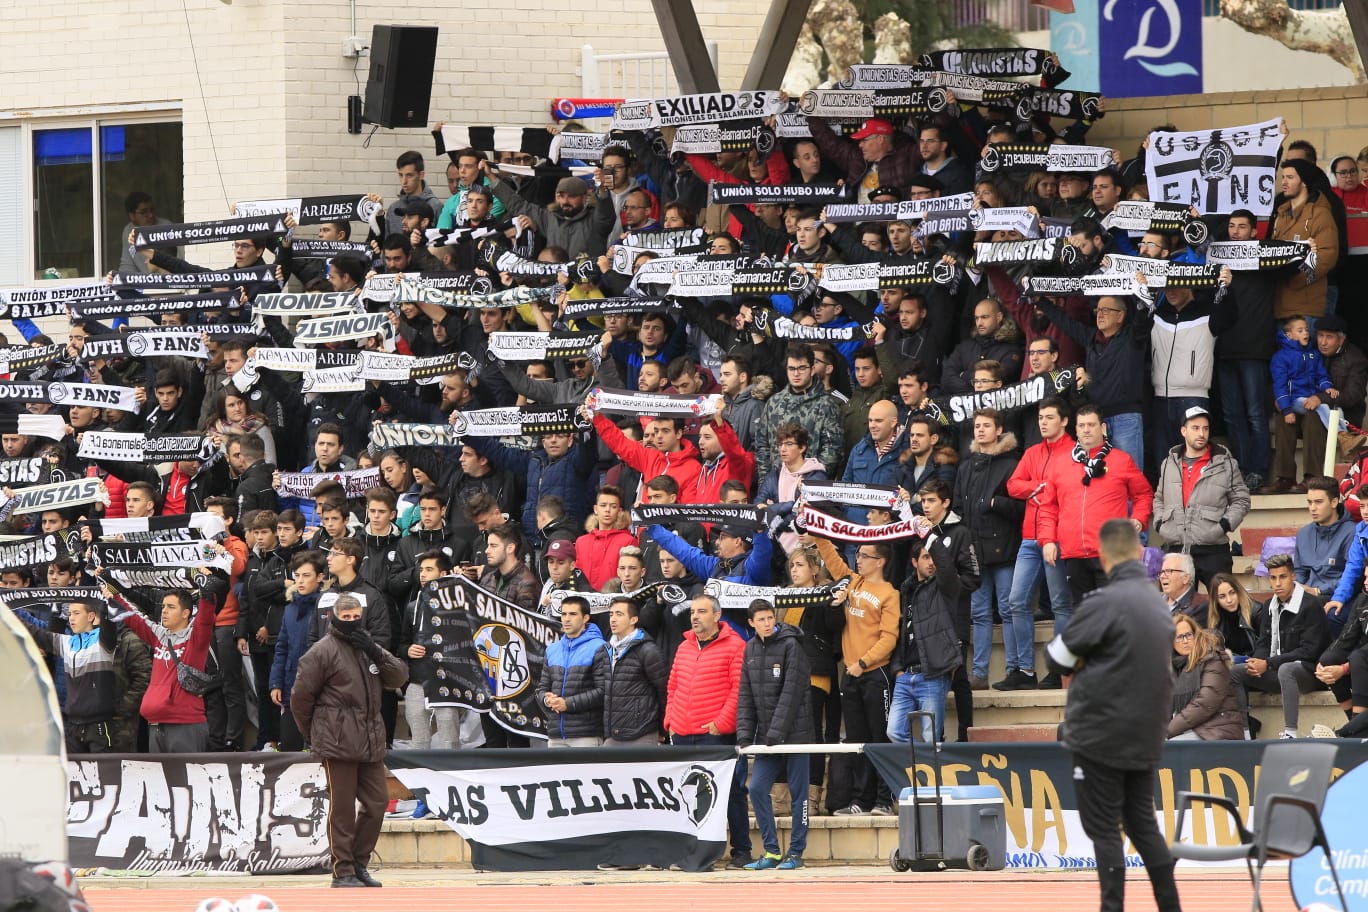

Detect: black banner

[234,194,381,226]
[0,533,65,572]
[0,343,66,374]
[979,143,1116,174]
[111,267,276,290]
[920,47,1057,77]
[288,240,373,258]
[630,503,764,530]
[416,576,560,740]
[68,291,238,320]
[561,296,671,319]
[943,369,1077,424]
[66,753,331,874]
[709,183,848,206]
[385,747,737,872]
[879,258,959,290]
[864,740,1368,870]
[133,215,288,249]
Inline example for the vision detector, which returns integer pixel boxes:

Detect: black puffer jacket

[1050,560,1174,770]
[397,524,471,591]
[359,523,411,608]
[895,536,967,679]
[596,629,669,741]
[953,432,1023,568]
[736,623,813,747]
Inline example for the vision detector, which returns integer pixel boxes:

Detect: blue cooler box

[891,784,1006,871]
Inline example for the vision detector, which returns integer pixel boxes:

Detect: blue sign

[1099,0,1203,97]
[1051,4,1100,93]
[1290,758,1367,911]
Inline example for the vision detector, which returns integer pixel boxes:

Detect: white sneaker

[1310,724,1339,739]
[1278,729,1298,740]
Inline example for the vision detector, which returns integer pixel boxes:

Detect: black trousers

[839,665,892,809]
[322,758,389,879]
[206,626,246,750]
[1073,753,1181,912]
[279,708,306,752]
[808,683,841,786]
[251,651,280,747]
[1064,557,1107,606]
[66,720,114,754]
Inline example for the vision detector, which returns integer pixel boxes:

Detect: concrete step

[966,723,1059,743]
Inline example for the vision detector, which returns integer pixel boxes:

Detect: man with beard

[486,163,615,259]
[939,299,1024,396]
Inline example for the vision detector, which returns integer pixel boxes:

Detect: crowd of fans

[9,73,1368,871]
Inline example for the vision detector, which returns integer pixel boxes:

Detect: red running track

[81,869,1298,912]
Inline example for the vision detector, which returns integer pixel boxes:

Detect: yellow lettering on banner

[1030,769,1066,854]
[1204,767,1252,846]
[978,753,1027,849]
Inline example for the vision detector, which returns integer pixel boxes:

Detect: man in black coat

[736,599,812,870]
[1229,552,1330,738]
[891,533,968,744]
[939,299,1024,396]
[596,596,667,746]
[1045,519,1182,912]
[227,432,278,516]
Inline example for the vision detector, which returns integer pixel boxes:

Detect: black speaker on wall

[363,25,439,129]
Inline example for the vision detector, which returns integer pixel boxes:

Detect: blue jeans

[672,732,751,858]
[887,672,951,743]
[1007,540,1074,670]
[1151,396,1208,474]
[749,753,810,857]
[969,563,1013,678]
[1105,410,1144,474]
[1215,359,1271,477]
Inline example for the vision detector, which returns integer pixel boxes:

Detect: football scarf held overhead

[549,130,611,163]
[411,351,477,384]
[943,369,1078,424]
[1102,200,1206,240]
[0,281,115,319]
[370,422,461,450]
[749,308,876,343]
[1206,240,1314,272]
[708,183,847,206]
[979,143,1117,174]
[410,575,560,740]
[629,503,764,530]
[974,237,1080,267]
[620,228,707,253]
[132,215,288,250]
[0,457,51,488]
[275,467,380,500]
[105,567,207,590]
[91,540,236,574]
[0,380,139,412]
[300,366,365,394]
[1144,119,1284,216]
[0,586,103,611]
[78,431,215,464]
[450,404,584,438]
[0,533,66,572]
[0,343,66,374]
[287,239,374,258]
[111,266,276,289]
[2,477,108,516]
[586,387,723,418]
[669,121,776,157]
[252,291,361,316]
[487,331,599,361]
[703,578,843,616]
[876,258,960,291]
[798,480,904,512]
[67,291,237,321]
[435,125,554,160]
[82,329,209,361]
[985,86,1104,122]
[233,195,381,226]
[561,296,671,320]
[293,311,391,345]
[921,47,1059,78]
[798,87,950,120]
[611,90,783,130]
[797,504,932,542]
[91,512,220,539]
[1023,273,1139,296]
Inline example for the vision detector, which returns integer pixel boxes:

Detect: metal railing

[949,0,1051,32]
[1203,0,1340,13]
[581,42,720,100]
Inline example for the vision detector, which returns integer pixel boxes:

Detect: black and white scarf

[708,183,847,206]
[630,503,764,530]
[435,125,554,160]
[450,405,584,439]
[132,215,287,250]
[1073,439,1113,486]
[111,266,276,289]
[276,468,380,500]
[68,291,239,321]
[234,195,381,227]
[587,387,723,418]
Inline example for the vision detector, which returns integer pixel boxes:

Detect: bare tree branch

[1221,0,1364,81]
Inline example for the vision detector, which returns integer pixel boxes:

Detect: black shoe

[727,855,752,869]
[1037,671,1062,690]
[354,864,383,887]
[331,875,366,888]
[992,669,1038,691]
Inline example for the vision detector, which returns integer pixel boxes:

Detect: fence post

[581,44,599,96]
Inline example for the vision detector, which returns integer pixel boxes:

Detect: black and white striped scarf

[1072,439,1113,486]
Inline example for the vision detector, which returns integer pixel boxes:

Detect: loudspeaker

[363,25,439,129]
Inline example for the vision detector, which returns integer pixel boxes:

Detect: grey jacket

[1152,444,1250,549]
[723,385,766,451]
[492,179,615,259]
[384,184,440,238]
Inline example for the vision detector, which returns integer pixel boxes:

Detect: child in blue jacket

[1271,315,1341,431]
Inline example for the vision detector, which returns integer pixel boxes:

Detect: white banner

[356,350,413,382]
[253,291,361,316]
[45,382,140,412]
[1144,118,1284,216]
[300,366,365,393]
[293,312,391,345]
[587,388,723,417]
[5,477,108,515]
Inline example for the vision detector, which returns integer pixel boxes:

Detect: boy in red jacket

[665,592,749,868]
[575,485,638,590]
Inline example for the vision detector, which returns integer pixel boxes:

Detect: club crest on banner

[679,764,719,827]
[472,623,533,700]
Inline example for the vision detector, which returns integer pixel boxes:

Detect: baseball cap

[870,185,903,201]
[546,538,576,561]
[1182,406,1210,424]
[715,523,753,540]
[556,176,590,197]
[1318,313,1349,335]
[394,199,435,223]
[850,118,894,140]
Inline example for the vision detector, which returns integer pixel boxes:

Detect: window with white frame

[13,117,183,282]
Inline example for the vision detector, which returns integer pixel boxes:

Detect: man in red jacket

[1038,404,1154,605]
[593,408,703,504]
[575,485,637,590]
[1002,398,1077,690]
[665,592,749,868]
[695,414,755,501]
